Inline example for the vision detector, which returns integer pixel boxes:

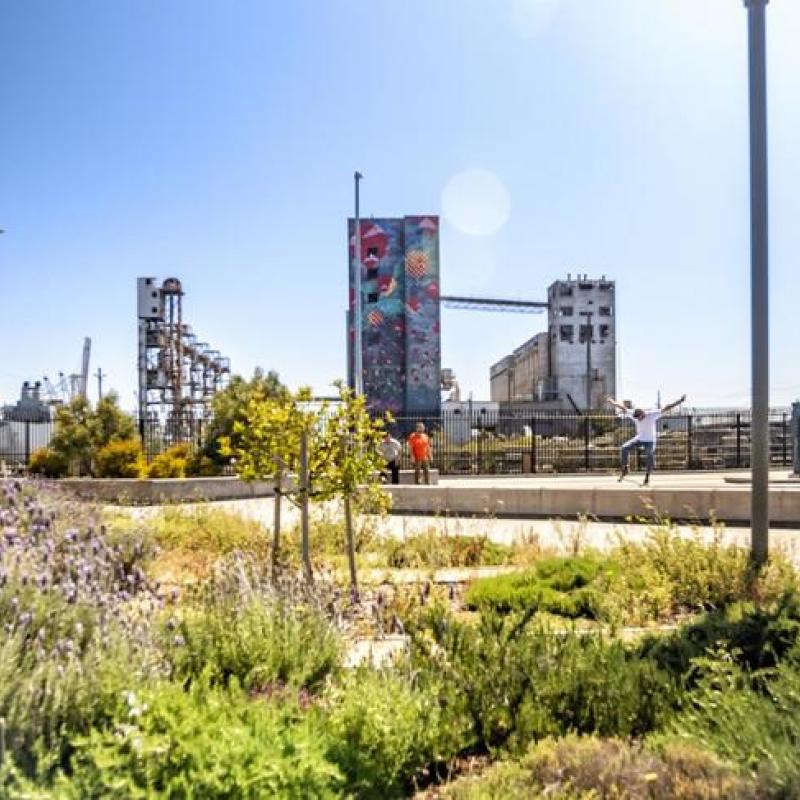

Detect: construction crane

[42,337,92,404]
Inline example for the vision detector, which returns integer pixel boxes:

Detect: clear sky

[1,0,798,411]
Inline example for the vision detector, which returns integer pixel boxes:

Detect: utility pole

[95,368,106,401]
[353,171,364,396]
[744,0,770,565]
[579,310,593,411]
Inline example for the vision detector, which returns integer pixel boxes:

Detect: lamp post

[353,171,364,396]
[744,0,770,564]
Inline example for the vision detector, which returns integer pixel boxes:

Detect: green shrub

[657,655,800,797]
[147,443,190,478]
[167,561,341,692]
[601,526,797,624]
[465,555,613,618]
[640,591,800,682]
[94,438,145,478]
[325,669,450,798]
[185,450,220,477]
[57,681,342,799]
[381,531,512,569]
[408,607,678,754]
[442,735,757,799]
[28,447,68,478]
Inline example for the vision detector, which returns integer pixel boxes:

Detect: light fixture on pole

[353,171,364,396]
[743,0,770,564]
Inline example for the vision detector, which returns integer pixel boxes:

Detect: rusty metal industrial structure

[137,277,230,429]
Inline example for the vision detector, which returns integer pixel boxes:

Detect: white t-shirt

[625,410,662,442]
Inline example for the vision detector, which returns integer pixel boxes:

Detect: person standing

[378,431,402,485]
[606,395,686,485]
[407,422,432,485]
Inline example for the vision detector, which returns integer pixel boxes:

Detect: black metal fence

[1,407,795,477]
[387,409,795,476]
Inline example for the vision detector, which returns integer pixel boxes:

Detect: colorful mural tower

[348,216,441,418]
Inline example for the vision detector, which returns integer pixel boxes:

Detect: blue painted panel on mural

[403,216,441,414]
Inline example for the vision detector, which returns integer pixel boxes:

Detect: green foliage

[204,367,288,465]
[57,681,343,799]
[407,607,678,755]
[381,531,512,569]
[47,393,136,476]
[27,447,69,478]
[146,443,190,478]
[657,655,800,797]
[599,525,796,625]
[465,555,612,618]
[167,558,341,692]
[150,506,269,560]
[94,438,145,478]
[442,735,757,799]
[324,669,451,798]
[185,450,219,476]
[640,591,800,682]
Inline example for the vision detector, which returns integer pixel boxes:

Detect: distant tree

[48,392,136,476]
[204,368,288,465]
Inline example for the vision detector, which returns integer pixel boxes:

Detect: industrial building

[490,275,616,411]
[347,216,441,417]
[137,277,230,426]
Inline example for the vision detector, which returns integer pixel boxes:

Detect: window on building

[599,281,613,291]
[367,292,379,304]
[579,324,593,343]
[367,246,379,258]
[599,324,610,339]
[599,306,612,316]
[366,267,379,280]
[561,306,573,316]
[578,281,594,291]
[559,286,573,298]
[560,325,574,343]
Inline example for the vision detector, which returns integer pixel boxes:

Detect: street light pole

[744,0,770,564]
[353,171,364,396]
[580,310,593,412]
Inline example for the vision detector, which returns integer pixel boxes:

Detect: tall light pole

[353,171,364,396]
[579,310,594,411]
[744,0,770,564]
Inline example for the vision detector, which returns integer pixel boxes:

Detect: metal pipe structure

[744,0,770,564]
[353,171,364,396]
[579,310,593,412]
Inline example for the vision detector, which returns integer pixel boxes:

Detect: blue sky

[1,0,798,410]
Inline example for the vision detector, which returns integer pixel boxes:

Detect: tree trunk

[272,468,282,582]
[344,495,358,598]
[299,430,313,583]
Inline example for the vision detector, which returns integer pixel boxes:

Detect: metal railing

[386,409,794,476]
[1,407,794,477]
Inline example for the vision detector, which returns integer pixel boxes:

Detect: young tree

[220,387,315,581]
[313,383,390,596]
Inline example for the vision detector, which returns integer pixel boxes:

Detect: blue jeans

[621,438,655,471]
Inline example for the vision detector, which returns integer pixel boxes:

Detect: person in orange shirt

[407,421,432,485]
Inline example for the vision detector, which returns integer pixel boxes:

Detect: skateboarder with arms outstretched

[605,395,687,485]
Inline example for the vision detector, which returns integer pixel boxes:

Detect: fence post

[530,417,537,474]
[584,416,590,472]
[736,413,742,468]
[24,421,31,466]
[686,414,693,470]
